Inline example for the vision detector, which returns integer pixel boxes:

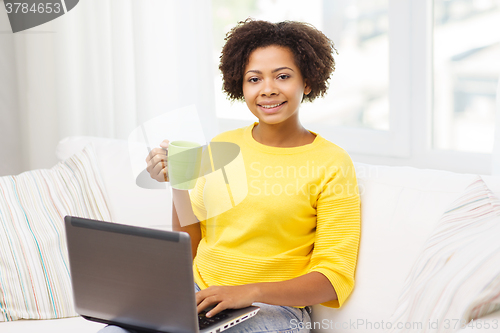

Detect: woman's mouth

[258,101,286,113]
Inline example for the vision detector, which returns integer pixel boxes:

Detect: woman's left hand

[196,284,260,317]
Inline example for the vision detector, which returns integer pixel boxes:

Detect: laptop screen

[64,216,198,333]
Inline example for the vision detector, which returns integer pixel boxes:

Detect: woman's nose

[260,79,278,96]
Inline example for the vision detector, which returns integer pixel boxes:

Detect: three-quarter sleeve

[308,157,361,308]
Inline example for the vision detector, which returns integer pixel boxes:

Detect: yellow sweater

[190,123,360,308]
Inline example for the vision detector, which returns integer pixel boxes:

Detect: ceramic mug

[167,141,203,190]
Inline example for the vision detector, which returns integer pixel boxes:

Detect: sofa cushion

[0,145,111,321]
[312,163,480,333]
[388,177,500,332]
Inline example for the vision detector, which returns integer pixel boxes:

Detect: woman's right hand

[145,139,169,182]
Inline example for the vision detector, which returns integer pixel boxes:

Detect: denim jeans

[98,283,312,333]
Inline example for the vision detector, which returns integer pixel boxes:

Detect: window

[432,0,500,154]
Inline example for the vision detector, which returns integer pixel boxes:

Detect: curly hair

[219,18,336,102]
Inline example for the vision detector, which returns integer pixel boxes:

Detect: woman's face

[242,45,311,127]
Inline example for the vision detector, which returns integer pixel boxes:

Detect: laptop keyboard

[198,310,229,329]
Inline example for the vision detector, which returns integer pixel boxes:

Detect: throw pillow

[388,177,500,332]
[0,145,112,321]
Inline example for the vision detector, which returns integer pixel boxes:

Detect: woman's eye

[277,74,290,80]
[248,77,259,83]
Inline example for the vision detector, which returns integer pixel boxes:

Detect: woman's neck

[252,121,316,148]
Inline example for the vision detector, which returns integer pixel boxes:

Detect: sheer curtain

[492,74,500,175]
[0,0,217,176]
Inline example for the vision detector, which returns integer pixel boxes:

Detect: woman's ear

[304,80,312,95]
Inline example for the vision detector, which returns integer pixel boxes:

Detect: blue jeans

[98,283,312,333]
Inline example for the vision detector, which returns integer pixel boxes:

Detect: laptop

[64,216,260,333]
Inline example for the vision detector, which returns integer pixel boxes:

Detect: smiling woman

[130,18,362,333]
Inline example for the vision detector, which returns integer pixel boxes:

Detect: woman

[112,18,360,333]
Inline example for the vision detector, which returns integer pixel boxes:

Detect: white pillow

[388,177,500,332]
[0,145,112,321]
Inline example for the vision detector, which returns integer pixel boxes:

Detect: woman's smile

[258,101,287,114]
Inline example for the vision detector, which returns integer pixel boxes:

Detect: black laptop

[64,216,259,333]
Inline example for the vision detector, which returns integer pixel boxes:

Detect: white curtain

[492,73,500,175]
[0,0,217,176]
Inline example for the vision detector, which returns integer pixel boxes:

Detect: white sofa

[2,136,500,333]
